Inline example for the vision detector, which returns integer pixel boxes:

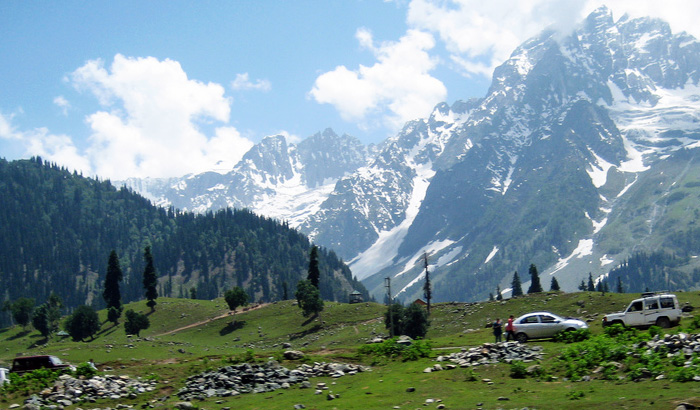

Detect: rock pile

[177,360,369,400]
[434,342,543,369]
[643,333,700,354]
[23,374,157,409]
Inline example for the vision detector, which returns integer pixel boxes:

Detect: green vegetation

[0,158,369,328]
[1,292,700,409]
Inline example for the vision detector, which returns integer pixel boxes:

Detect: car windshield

[49,357,63,365]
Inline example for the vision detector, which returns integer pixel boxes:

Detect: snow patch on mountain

[586,148,614,188]
[549,239,594,276]
[484,246,499,264]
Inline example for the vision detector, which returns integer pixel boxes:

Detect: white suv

[602,293,681,328]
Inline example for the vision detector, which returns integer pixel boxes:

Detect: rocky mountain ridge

[122,7,700,302]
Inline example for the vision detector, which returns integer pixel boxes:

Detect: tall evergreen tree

[423,253,432,313]
[587,273,595,292]
[616,277,624,293]
[104,250,123,324]
[142,246,158,311]
[527,264,543,294]
[550,276,560,291]
[307,245,320,288]
[511,271,523,297]
[496,285,503,301]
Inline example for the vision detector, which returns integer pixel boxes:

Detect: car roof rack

[641,291,670,298]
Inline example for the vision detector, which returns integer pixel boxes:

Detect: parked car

[512,311,588,343]
[602,292,681,328]
[9,355,73,375]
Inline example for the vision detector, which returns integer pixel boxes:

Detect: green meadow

[3,292,700,409]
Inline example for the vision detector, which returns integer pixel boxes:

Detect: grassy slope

[2,292,700,409]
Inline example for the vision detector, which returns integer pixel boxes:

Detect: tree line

[0,157,369,328]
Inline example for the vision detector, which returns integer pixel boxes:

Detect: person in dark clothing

[493,318,503,343]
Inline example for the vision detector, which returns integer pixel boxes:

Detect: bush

[510,361,528,379]
[554,328,591,343]
[1,368,62,394]
[74,362,98,379]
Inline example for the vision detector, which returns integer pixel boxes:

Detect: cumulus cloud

[309,28,447,132]
[231,73,271,92]
[64,54,253,180]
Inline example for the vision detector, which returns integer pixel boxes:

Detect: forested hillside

[0,158,368,327]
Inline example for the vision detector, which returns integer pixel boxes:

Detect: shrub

[510,361,528,379]
[74,362,97,379]
[554,328,591,343]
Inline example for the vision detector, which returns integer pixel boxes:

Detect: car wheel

[515,332,528,343]
[656,317,671,328]
[565,327,577,332]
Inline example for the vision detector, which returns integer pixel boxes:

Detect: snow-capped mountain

[123,7,700,303]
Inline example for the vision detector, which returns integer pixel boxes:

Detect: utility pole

[423,252,431,314]
[385,277,394,337]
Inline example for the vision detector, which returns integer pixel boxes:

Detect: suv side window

[628,301,643,312]
[660,297,675,309]
[645,299,659,310]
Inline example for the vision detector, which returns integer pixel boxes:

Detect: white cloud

[65,54,253,179]
[406,0,700,78]
[231,73,271,92]
[407,0,588,77]
[0,112,91,174]
[53,96,71,116]
[309,28,447,132]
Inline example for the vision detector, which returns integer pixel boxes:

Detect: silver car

[512,311,588,342]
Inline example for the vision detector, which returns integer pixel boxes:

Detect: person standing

[505,315,515,341]
[493,318,503,343]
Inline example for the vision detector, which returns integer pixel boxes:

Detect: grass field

[2,291,700,409]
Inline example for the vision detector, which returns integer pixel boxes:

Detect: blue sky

[2,1,699,180]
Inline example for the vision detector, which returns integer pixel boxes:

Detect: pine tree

[527,264,543,294]
[103,250,123,324]
[616,277,624,293]
[307,245,320,288]
[587,273,595,292]
[496,285,503,301]
[578,280,587,291]
[550,276,560,291]
[142,246,158,311]
[423,253,431,313]
[511,271,523,297]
